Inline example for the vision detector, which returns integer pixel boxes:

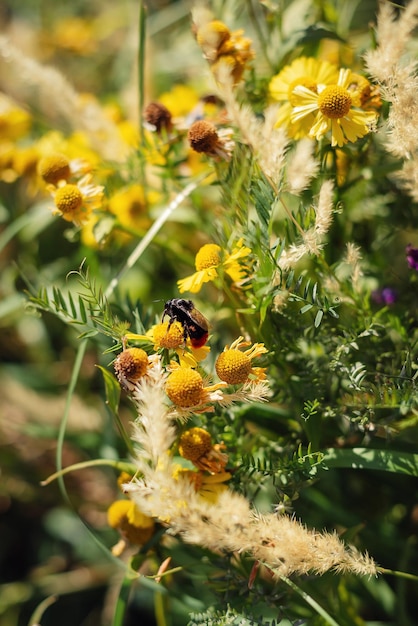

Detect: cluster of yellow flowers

[107,308,269,552]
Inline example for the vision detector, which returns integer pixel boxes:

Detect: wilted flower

[144,101,173,133]
[187,120,234,160]
[114,348,149,390]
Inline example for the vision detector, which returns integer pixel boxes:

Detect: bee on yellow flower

[125,319,210,369]
[177,240,251,294]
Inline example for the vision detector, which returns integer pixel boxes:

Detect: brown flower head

[144,101,173,133]
[187,120,234,160]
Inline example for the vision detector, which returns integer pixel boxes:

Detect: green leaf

[314,309,324,328]
[300,303,313,314]
[96,365,120,415]
[322,448,418,477]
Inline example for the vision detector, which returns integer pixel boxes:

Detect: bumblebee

[162,298,209,348]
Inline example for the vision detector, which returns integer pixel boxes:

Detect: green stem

[378,567,418,583]
[41,458,137,486]
[277,573,341,626]
[56,339,88,497]
[138,1,147,151]
[104,175,210,299]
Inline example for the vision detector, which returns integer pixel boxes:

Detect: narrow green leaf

[300,303,313,314]
[96,365,121,416]
[314,309,324,327]
[112,573,134,626]
[79,295,87,323]
[68,290,77,319]
[303,278,311,299]
[285,269,294,289]
[322,448,418,477]
[78,329,99,339]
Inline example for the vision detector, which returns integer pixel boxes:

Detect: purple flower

[372,287,397,306]
[406,244,418,271]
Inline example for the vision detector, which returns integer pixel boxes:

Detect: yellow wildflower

[0,94,32,140]
[216,337,268,384]
[179,427,228,474]
[178,239,251,294]
[37,153,71,185]
[108,184,156,234]
[196,20,254,85]
[107,499,155,555]
[291,68,378,147]
[166,368,204,408]
[165,366,226,410]
[269,57,339,139]
[47,174,104,226]
[159,84,200,118]
[174,465,231,504]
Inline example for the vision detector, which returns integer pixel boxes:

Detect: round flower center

[195,243,221,271]
[289,77,318,105]
[165,367,204,407]
[179,427,212,462]
[114,348,149,382]
[188,120,219,153]
[317,85,352,119]
[153,321,185,349]
[54,184,83,214]
[38,153,71,184]
[215,349,252,384]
